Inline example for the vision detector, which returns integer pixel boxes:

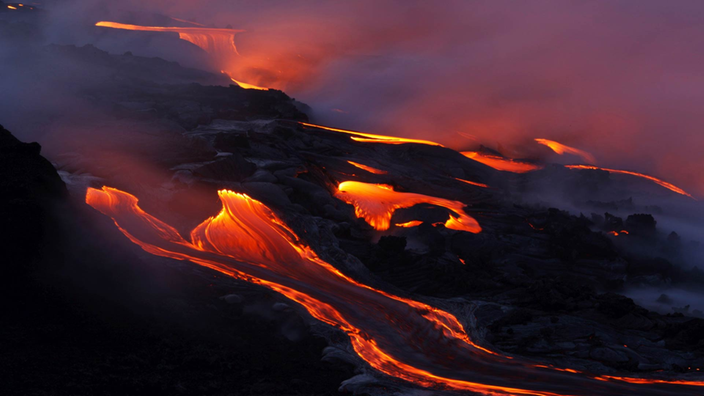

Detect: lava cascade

[94,21,272,88]
[95,21,242,62]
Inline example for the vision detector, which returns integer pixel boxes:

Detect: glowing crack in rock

[347,161,388,175]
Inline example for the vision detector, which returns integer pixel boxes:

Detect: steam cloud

[2,0,704,196]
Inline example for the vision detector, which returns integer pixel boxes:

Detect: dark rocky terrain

[2,43,704,395]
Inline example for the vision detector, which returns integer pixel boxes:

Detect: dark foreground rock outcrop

[0,128,354,395]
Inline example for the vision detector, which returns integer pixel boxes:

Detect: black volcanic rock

[625,213,657,236]
[0,125,355,395]
[0,125,66,277]
[193,152,257,181]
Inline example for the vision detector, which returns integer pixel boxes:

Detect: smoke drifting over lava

[4,0,704,197]
[7,2,704,395]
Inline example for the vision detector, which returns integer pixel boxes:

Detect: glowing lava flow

[95,21,268,89]
[86,186,704,395]
[335,181,481,233]
[461,151,543,173]
[347,161,388,175]
[95,22,243,57]
[395,220,423,228]
[220,71,269,90]
[300,122,444,147]
[455,177,489,188]
[565,165,694,199]
[535,139,596,164]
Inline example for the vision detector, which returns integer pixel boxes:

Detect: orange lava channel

[395,220,423,228]
[347,161,388,175]
[535,139,596,164]
[462,151,543,173]
[335,181,481,233]
[565,165,694,199]
[300,122,443,147]
[455,177,489,188]
[95,21,243,55]
[85,186,704,395]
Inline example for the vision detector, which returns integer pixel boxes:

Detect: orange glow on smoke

[395,220,423,228]
[300,122,443,147]
[565,165,694,198]
[86,186,704,394]
[535,139,596,164]
[455,177,489,188]
[461,151,543,173]
[335,181,481,233]
[347,161,388,175]
[7,5,17,9]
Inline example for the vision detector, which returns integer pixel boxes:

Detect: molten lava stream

[86,186,703,395]
[395,220,423,228]
[455,177,489,188]
[565,165,694,199]
[462,151,543,173]
[535,139,596,164]
[335,181,482,233]
[299,122,444,146]
[347,161,388,175]
[95,21,243,57]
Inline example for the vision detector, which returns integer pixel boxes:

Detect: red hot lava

[347,161,388,175]
[535,139,596,164]
[85,186,704,395]
[461,151,543,173]
[334,181,482,233]
[565,165,694,199]
[300,122,444,146]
